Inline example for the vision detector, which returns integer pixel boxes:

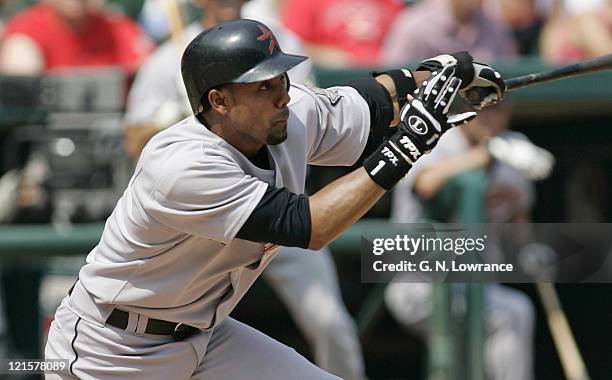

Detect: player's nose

[276,85,291,109]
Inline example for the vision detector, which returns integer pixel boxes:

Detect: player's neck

[250,147,272,170]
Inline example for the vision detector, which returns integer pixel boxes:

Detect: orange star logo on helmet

[257,25,277,54]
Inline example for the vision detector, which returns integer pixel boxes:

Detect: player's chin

[267,122,288,145]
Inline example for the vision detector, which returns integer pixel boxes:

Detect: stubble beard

[266,122,288,145]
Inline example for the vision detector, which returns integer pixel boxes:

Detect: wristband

[363,136,414,191]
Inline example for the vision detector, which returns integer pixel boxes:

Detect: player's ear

[208,88,231,115]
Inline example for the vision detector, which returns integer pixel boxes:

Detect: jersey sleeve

[290,84,371,166]
[141,144,268,244]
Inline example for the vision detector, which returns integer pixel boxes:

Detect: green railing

[0,220,393,258]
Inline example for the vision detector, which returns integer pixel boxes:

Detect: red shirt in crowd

[3,3,153,73]
[283,0,404,66]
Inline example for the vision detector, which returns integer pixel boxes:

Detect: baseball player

[123,2,363,378]
[44,19,504,379]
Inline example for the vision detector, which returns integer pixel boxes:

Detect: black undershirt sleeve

[236,185,312,248]
[346,76,395,164]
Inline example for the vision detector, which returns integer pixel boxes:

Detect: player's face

[226,74,291,147]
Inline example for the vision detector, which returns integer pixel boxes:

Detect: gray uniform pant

[45,297,341,380]
[263,246,365,380]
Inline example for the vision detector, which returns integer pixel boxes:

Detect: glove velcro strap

[363,139,413,191]
[372,69,417,110]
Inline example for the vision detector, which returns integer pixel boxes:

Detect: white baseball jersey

[124,22,314,127]
[71,83,370,329]
[118,21,365,380]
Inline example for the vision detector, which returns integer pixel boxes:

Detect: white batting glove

[417,52,506,109]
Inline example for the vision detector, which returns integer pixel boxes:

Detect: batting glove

[417,52,506,109]
[364,65,477,190]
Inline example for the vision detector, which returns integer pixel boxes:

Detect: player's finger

[447,111,477,128]
[435,77,462,115]
[422,66,456,105]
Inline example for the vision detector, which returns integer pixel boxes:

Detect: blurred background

[0,0,610,379]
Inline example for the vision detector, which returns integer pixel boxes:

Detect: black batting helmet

[181,19,308,114]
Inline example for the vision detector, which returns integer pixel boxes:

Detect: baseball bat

[505,53,612,91]
[536,283,591,380]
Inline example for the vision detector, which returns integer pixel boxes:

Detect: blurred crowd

[0,0,609,72]
[0,0,609,379]
[0,0,607,224]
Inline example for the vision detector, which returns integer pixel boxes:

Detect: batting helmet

[181,19,308,113]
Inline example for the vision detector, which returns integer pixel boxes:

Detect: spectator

[540,0,612,63]
[379,2,543,379]
[0,0,153,74]
[0,0,152,363]
[484,0,546,55]
[387,105,554,380]
[123,1,365,379]
[283,0,405,67]
[381,0,516,66]
[0,0,154,218]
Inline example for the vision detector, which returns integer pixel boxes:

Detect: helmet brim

[234,53,308,84]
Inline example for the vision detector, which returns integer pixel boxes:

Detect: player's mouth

[275,109,289,123]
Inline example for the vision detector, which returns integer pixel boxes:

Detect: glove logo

[399,136,421,161]
[408,115,428,135]
[381,146,399,166]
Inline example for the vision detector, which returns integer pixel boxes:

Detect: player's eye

[259,81,270,91]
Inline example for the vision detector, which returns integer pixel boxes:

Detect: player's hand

[417,52,506,109]
[461,62,506,109]
[486,136,555,180]
[363,65,476,190]
[398,65,477,155]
